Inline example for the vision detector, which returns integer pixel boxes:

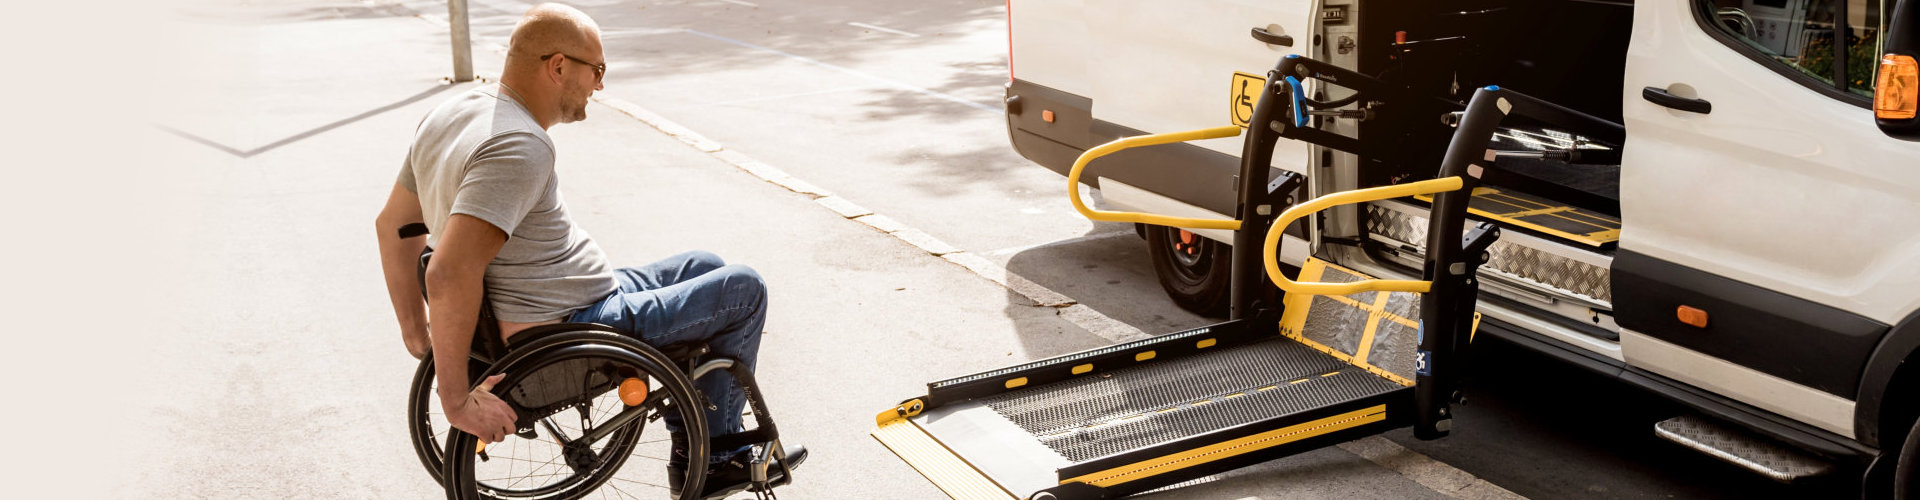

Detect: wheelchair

[397,223,802,500]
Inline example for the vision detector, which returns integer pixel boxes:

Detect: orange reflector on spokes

[1876,54,1917,120]
[619,377,649,407]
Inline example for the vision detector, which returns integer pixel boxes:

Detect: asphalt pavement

[21,0,1496,497]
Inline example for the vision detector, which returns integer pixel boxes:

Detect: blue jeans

[567,251,765,464]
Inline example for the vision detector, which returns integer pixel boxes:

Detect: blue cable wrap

[1284,76,1307,127]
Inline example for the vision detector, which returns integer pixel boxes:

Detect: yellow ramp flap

[1278,259,1419,386]
[872,417,1019,500]
[1277,258,1485,386]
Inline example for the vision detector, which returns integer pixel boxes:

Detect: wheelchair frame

[397,223,799,500]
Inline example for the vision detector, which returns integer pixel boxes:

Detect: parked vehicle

[998,0,1920,494]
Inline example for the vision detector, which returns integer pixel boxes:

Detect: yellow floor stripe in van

[1415,187,1619,247]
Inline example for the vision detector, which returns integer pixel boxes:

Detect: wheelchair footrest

[713,429,777,451]
[748,440,806,498]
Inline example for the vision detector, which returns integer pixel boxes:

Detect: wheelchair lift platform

[864,50,1604,499]
[873,260,1468,500]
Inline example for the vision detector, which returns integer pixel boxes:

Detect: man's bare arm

[427,213,518,443]
[375,182,431,359]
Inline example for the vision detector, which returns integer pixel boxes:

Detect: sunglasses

[542,52,605,83]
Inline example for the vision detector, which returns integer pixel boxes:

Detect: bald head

[497,3,605,129]
[504,3,601,73]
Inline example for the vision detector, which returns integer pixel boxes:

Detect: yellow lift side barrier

[1068,127,1470,298]
[1067,126,1246,230]
[1262,176,1466,296]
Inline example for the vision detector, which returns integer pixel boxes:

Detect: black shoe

[668,444,808,499]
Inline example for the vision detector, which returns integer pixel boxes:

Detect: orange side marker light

[1677,305,1710,329]
[1042,109,1056,123]
[620,377,650,407]
[1876,54,1917,120]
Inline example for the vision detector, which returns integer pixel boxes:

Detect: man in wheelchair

[373,4,803,498]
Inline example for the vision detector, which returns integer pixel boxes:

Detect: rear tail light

[1005,0,1014,81]
[1876,54,1917,120]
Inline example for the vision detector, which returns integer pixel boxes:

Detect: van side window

[1841,0,1888,97]
[1693,0,1885,102]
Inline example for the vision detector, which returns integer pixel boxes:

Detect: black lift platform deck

[874,260,1466,500]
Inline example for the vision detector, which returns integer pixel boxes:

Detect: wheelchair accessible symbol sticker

[1415,350,1432,377]
[1230,72,1263,127]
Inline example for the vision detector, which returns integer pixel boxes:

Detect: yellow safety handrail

[1263,177,1466,296]
[1068,126,1246,230]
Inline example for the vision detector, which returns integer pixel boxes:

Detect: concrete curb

[1338,436,1527,500]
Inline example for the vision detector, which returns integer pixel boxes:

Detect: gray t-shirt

[400,86,616,322]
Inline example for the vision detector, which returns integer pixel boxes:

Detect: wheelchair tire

[408,354,507,487]
[407,353,452,485]
[438,328,710,500]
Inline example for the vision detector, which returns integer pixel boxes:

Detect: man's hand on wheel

[445,373,517,443]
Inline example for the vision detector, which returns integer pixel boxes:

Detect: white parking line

[682,29,998,113]
[848,21,920,38]
[598,28,685,38]
[985,230,1136,257]
[700,85,882,106]
[718,0,758,6]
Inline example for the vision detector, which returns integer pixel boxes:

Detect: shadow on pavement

[159,84,459,158]
[1387,335,1861,499]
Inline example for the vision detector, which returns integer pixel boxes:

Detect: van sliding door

[1616,0,1920,437]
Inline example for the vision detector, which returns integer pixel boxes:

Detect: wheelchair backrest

[403,223,511,364]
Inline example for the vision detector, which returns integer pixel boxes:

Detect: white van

[1004,0,1920,492]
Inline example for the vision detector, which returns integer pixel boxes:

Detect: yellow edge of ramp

[1060,404,1389,488]
[872,418,1019,500]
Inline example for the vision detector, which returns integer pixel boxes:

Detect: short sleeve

[449,132,554,236]
[397,149,418,194]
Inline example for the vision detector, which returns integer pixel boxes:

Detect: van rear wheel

[1145,225,1230,317]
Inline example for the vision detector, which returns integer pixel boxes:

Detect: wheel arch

[1857,308,1920,450]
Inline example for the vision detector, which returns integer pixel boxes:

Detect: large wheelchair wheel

[407,353,453,484]
[416,328,711,500]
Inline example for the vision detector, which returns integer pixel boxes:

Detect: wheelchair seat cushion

[505,322,711,365]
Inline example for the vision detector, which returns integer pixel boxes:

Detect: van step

[1653,414,1833,482]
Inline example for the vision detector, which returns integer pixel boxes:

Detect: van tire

[1899,416,1920,499]
[1145,225,1230,317]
